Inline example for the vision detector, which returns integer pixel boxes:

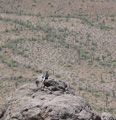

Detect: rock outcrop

[101,112,116,120]
[0,79,115,120]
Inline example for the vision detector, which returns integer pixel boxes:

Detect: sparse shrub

[31,67,42,73]
[4,50,7,53]
[34,68,40,72]
[71,81,76,86]
[4,60,18,67]
[17,51,23,55]
[55,74,61,78]
[106,92,110,96]
[107,108,115,113]
[113,59,116,62]
[48,2,51,5]
[91,47,95,51]
[94,64,98,67]
[99,61,111,67]
[101,80,105,83]
[5,28,10,32]
[80,54,86,60]
[97,107,103,112]
[0,54,3,58]
[91,104,97,110]
[111,18,115,21]
[88,59,92,65]
[113,62,116,68]
[15,82,18,88]
[102,55,106,61]
[85,50,89,54]
[94,56,100,61]
[24,48,28,51]
[100,24,114,30]
[78,86,83,90]
[109,13,115,17]
[69,85,75,90]
[13,76,26,82]
[75,39,79,43]
[93,91,100,97]
[0,47,2,51]
[23,54,29,58]
[0,16,3,20]
[32,4,36,7]
[92,41,97,46]
[79,78,86,81]
[17,75,23,79]
[66,63,72,67]
[13,68,17,71]
[86,55,91,59]
[32,37,38,41]
[109,69,114,74]
[51,4,54,7]
[87,88,92,92]
[112,90,115,98]
[26,65,31,68]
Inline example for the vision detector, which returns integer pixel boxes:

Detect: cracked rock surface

[0,79,115,120]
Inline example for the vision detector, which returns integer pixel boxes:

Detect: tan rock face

[0,79,115,120]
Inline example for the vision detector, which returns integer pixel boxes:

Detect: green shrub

[97,107,103,111]
[26,65,31,68]
[80,54,86,60]
[17,51,24,55]
[66,63,72,67]
[15,82,18,88]
[99,61,111,67]
[107,108,115,113]
[87,88,92,92]
[86,55,91,59]
[31,67,42,73]
[5,28,10,32]
[88,59,92,65]
[93,91,100,97]
[109,13,115,17]
[23,54,28,58]
[106,92,110,96]
[72,82,77,86]
[91,104,97,110]
[111,18,115,21]
[48,2,51,5]
[4,60,18,67]
[55,74,61,78]
[78,86,83,90]
[101,80,105,83]
[32,4,36,7]
[113,62,116,67]
[94,56,100,61]
[0,54,3,58]
[109,69,114,74]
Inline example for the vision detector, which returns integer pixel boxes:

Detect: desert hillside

[0,0,116,115]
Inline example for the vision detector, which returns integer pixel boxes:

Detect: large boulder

[101,112,116,120]
[0,79,114,120]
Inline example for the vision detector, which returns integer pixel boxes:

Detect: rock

[101,112,116,120]
[0,79,114,120]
